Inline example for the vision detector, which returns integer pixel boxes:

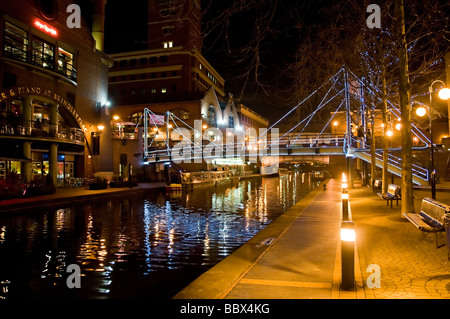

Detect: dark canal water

[0,172,318,299]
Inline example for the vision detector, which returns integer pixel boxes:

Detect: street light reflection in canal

[0,172,319,299]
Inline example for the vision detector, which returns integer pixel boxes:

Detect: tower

[147,0,202,51]
[91,0,108,51]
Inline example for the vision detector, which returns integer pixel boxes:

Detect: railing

[57,177,90,188]
[358,149,429,182]
[144,134,347,161]
[111,131,138,140]
[3,40,77,82]
[0,119,84,144]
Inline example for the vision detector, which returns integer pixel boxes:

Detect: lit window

[163,41,173,48]
[31,37,55,71]
[58,47,76,80]
[3,22,28,63]
[207,105,216,127]
[161,88,167,93]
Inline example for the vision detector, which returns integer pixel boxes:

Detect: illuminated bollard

[341,189,349,221]
[340,221,355,290]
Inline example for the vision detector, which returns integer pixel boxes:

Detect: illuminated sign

[34,19,58,37]
[212,158,244,166]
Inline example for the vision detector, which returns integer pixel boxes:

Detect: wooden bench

[403,197,450,248]
[378,184,401,208]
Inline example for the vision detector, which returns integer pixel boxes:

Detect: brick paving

[177,179,450,299]
[350,185,450,299]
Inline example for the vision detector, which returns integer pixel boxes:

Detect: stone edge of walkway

[173,181,327,299]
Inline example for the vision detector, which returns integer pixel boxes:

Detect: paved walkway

[353,185,450,299]
[175,178,450,299]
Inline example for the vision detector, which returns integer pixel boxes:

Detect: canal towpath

[174,178,450,299]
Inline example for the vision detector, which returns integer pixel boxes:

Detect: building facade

[107,0,247,177]
[0,0,112,187]
[108,0,224,107]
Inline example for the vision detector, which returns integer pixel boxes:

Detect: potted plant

[88,176,108,190]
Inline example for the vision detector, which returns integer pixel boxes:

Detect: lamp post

[416,81,450,200]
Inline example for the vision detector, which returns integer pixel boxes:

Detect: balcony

[0,119,84,145]
[3,26,77,84]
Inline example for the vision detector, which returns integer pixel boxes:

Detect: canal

[0,172,319,299]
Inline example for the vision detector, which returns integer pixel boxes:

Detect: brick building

[0,0,113,186]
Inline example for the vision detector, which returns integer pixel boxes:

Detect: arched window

[207,105,216,127]
[130,112,143,125]
[229,115,234,128]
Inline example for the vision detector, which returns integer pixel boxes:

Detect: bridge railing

[358,149,429,181]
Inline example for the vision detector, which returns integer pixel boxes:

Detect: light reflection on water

[0,172,317,299]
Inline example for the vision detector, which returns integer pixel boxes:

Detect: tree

[395,0,415,214]
[202,0,449,205]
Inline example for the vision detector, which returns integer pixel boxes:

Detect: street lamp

[416,80,450,199]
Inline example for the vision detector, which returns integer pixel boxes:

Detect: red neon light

[34,20,58,37]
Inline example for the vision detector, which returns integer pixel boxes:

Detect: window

[139,58,147,65]
[130,112,143,125]
[161,88,167,93]
[3,22,76,82]
[131,89,136,95]
[171,108,189,120]
[120,60,127,67]
[207,105,216,127]
[3,22,28,62]
[151,88,157,94]
[92,133,100,155]
[31,37,55,71]
[163,41,173,49]
[150,57,157,64]
[58,47,76,80]
[160,8,176,16]
[229,115,234,128]
[162,26,174,35]
[160,55,168,63]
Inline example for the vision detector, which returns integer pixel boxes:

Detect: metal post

[128,164,132,188]
[341,221,355,290]
[429,88,436,200]
[342,189,349,221]
[166,111,171,157]
[144,108,148,158]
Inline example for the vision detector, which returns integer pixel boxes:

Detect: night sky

[101,0,330,119]
[100,0,449,121]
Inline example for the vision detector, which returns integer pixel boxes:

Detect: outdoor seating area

[377,184,401,208]
[403,197,450,248]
